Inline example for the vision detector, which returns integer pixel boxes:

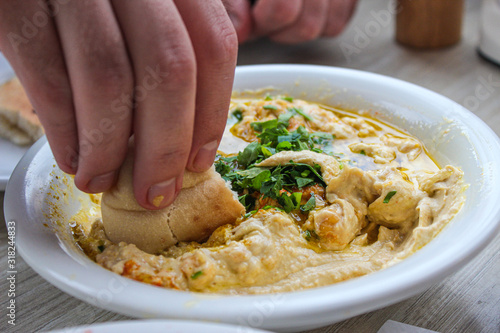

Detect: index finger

[112,0,197,210]
[174,0,238,173]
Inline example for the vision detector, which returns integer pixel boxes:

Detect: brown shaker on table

[396,0,465,49]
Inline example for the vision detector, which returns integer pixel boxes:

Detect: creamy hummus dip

[71,96,465,294]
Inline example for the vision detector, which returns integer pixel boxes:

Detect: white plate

[0,53,29,190]
[45,320,272,333]
[0,138,29,190]
[5,65,500,332]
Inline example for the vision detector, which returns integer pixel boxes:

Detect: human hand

[0,0,238,210]
[225,0,358,44]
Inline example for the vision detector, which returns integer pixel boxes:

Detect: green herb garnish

[236,141,262,167]
[191,271,203,279]
[216,107,338,214]
[296,177,313,188]
[232,109,243,122]
[263,105,278,110]
[214,155,238,177]
[383,190,397,203]
[238,194,255,212]
[282,96,294,102]
[304,229,319,241]
[242,113,333,169]
[300,195,316,213]
[262,205,284,211]
[226,162,324,213]
[289,107,313,121]
[244,210,258,219]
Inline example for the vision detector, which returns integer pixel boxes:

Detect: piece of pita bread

[101,148,245,254]
[0,77,43,145]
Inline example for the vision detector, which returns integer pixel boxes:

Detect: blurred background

[238,0,500,137]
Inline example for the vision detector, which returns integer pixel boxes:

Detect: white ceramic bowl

[5,65,500,332]
[45,320,272,333]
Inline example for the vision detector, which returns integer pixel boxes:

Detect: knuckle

[296,20,323,41]
[96,65,132,90]
[153,146,191,168]
[36,68,73,106]
[215,25,239,64]
[155,47,196,87]
[78,134,127,169]
[205,16,238,65]
[324,21,347,37]
[266,2,300,27]
[86,43,133,92]
[90,60,132,93]
[324,3,355,37]
[166,56,196,81]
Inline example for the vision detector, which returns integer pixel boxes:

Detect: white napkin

[377,320,439,333]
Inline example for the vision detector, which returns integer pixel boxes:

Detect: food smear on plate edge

[69,95,466,294]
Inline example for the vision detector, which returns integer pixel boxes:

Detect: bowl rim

[44,319,274,333]
[5,64,500,331]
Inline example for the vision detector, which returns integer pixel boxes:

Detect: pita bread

[0,77,43,145]
[101,148,245,254]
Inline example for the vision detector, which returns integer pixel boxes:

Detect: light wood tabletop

[1,0,499,332]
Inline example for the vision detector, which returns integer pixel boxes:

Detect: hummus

[71,96,465,294]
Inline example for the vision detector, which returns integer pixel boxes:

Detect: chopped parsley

[262,205,284,211]
[282,96,294,102]
[300,195,316,213]
[244,210,257,219]
[232,109,243,122]
[214,155,238,178]
[215,105,338,215]
[223,162,325,213]
[238,110,334,168]
[304,229,319,241]
[238,194,255,211]
[289,107,313,121]
[383,190,397,203]
[191,271,203,279]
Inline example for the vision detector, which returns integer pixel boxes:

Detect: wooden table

[1,0,499,332]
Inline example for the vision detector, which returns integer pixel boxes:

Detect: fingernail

[87,171,116,193]
[193,140,219,172]
[148,178,177,208]
[58,163,77,175]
